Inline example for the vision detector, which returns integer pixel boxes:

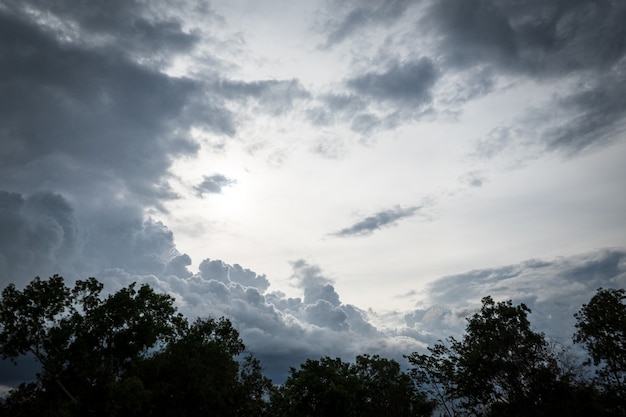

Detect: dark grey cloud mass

[424,0,626,156]
[347,58,438,106]
[332,206,420,237]
[0,6,213,207]
[321,0,626,156]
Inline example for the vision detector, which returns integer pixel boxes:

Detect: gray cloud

[425,0,518,70]
[543,72,626,155]
[460,171,487,188]
[215,79,311,116]
[0,8,216,207]
[2,0,200,61]
[1,0,625,393]
[350,113,381,135]
[347,59,438,106]
[290,260,341,306]
[324,0,626,156]
[422,0,626,156]
[403,249,626,344]
[199,258,270,292]
[194,174,236,196]
[425,0,626,76]
[122,258,396,383]
[321,0,413,48]
[332,206,420,237]
[306,94,367,127]
[0,191,83,286]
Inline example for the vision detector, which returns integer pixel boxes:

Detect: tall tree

[0,276,271,417]
[408,296,577,417]
[134,316,272,417]
[574,287,626,413]
[0,275,184,416]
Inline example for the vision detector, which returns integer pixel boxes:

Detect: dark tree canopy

[272,354,434,417]
[407,296,609,417]
[0,275,270,417]
[575,287,626,413]
[2,276,624,417]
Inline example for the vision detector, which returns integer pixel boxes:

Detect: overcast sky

[1,0,625,387]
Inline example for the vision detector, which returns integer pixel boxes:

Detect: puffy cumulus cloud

[198,259,270,292]
[331,206,420,237]
[105,258,400,383]
[290,259,341,306]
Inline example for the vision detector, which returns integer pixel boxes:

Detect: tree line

[0,276,624,416]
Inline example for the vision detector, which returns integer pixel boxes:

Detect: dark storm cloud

[425,0,626,75]
[422,0,626,156]
[2,0,200,59]
[425,0,518,70]
[194,174,236,196]
[332,206,420,237]
[0,191,83,286]
[347,59,438,106]
[321,0,413,48]
[0,9,220,205]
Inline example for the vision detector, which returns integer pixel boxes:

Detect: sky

[1,0,626,389]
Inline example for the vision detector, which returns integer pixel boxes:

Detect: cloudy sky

[1,0,626,387]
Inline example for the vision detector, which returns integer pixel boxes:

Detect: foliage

[0,275,270,417]
[0,275,184,415]
[574,287,626,413]
[407,296,598,417]
[1,276,624,417]
[272,354,434,417]
[133,317,272,417]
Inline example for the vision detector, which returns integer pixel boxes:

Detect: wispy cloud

[331,206,420,237]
